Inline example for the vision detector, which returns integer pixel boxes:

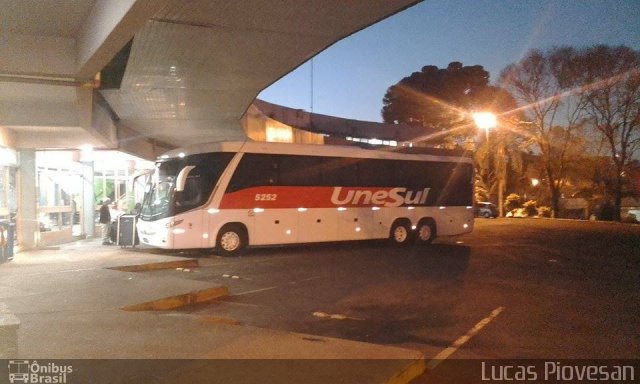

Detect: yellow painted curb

[384,358,427,384]
[110,259,199,272]
[121,286,229,311]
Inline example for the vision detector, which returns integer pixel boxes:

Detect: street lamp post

[472,112,505,217]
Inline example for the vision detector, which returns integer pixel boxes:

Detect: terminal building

[0,97,428,253]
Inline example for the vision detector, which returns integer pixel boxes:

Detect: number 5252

[255,193,277,201]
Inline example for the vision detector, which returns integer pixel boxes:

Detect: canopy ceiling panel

[101,0,419,148]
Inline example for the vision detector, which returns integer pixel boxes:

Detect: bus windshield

[140,159,181,221]
[140,153,234,221]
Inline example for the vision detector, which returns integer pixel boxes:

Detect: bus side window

[439,162,474,206]
[393,160,424,189]
[357,159,394,187]
[320,157,359,187]
[279,155,323,186]
[227,154,279,192]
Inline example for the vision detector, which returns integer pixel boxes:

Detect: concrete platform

[0,239,425,383]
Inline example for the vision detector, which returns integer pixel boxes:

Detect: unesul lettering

[330,187,430,207]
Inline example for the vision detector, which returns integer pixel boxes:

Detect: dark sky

[259,0,640,122]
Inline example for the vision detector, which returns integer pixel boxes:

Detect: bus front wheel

[216,224,247,256]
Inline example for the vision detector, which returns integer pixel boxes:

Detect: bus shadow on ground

[131,240,471,280]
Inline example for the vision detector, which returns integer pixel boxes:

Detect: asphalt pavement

[145,219,639,361]
[0,219,640,382]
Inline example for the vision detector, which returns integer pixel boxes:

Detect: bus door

[171,165,209,248]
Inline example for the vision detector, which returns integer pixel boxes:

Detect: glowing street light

[472,112,497,131]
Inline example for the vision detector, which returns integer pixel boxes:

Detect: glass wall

[0,148,18,248]
[36,152,82,234]
[0,147,18,225]
[92,152,153,214]
[36,151,153,237]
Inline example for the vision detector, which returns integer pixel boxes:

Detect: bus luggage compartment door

[252,208,298,245]
[337,207,376,241]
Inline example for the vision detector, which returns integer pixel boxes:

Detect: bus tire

[389,219,413,246]
[216,224,247,256]
[415,218,436,245]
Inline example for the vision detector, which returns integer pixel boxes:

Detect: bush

[504,193,521,213]
[523,200,538,217]
[621,213,639,224]
[537,206,551,218]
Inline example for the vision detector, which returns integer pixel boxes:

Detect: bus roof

[159,141,473,164]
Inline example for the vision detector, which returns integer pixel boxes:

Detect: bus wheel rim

[220,232,240,251]
[418,225,431,241]
[394,226,408,242]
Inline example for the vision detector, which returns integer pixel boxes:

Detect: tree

[95,179,115,204]
[382,62,523,209]
[473,123,524,216]
[499,48,588,218]
[559,45,640,221]
[381,62,501,143]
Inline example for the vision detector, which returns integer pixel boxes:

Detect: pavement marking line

[234,286,279,296]
[312,311,363,321]
[218,301,264,308]
[295,276,321,282]
[384,358,428,384]
[225,275,321,298]
[426,306,505,370]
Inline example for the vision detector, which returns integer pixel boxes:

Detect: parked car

[475,202,498,218]
[624,209,640,223]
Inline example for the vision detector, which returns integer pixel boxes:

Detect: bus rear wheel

[415,219,436,245]
[216,224,247,256]
[390,220,413,246]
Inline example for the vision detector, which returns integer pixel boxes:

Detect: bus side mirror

[175,165,196,192]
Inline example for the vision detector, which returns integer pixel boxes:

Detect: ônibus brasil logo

[8,360,73,384]
[330,187,430,207]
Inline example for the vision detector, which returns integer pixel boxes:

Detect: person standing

[99,198,112,245]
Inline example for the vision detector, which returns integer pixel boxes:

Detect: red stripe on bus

[218,186,431,209]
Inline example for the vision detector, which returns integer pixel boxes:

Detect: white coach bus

[137,141,474,255]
